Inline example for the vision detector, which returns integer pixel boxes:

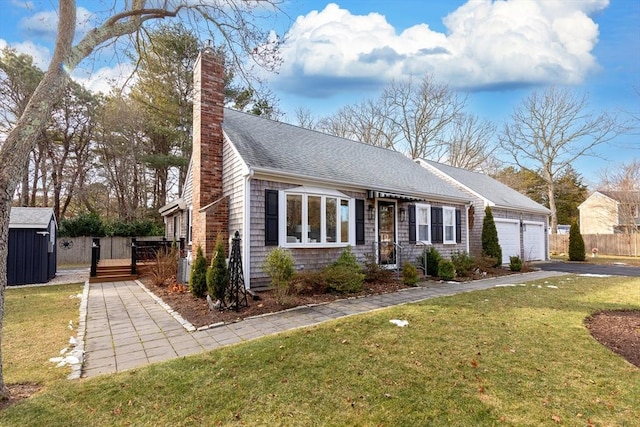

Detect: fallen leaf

[552,415,561,423]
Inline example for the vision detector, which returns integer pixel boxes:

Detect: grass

[1,276,639,426]
[3,283,84,386]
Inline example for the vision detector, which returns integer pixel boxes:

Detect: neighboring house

[578,191,640,234]
[160,48,475,288]
[417,160,551,263]
[8,207,57,286]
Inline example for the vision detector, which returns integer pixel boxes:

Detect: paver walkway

[82,270,565,378]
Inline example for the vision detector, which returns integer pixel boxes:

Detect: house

[160,47,476,288]
[578,191,640,234]
[417,160,551,263]
[8,207,57,285]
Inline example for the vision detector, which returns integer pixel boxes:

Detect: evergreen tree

[481,206,502,267]
[190,246,208,297]
[206,236,228,301]
[568,222,586,261]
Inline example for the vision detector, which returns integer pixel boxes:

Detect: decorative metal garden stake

[226,230,248,311]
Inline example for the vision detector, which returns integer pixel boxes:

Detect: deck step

[89,274,138,283]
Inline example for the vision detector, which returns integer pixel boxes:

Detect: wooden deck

[90,258,152,283]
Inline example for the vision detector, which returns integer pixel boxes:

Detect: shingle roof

[421,160,550,214]
[222,109,469,202]
[598,190,640,203]
[9,207,56,229]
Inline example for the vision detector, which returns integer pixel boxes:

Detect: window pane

[418,206,429,241]
[326,197,337,242]
[340,200,349,243]
[444,208,455,242]
[419,225,429,241]
[445,226,454,242]
[287,194,302,243]
[308,196,321,243]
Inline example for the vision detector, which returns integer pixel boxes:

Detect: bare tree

[293,106,317,130]
[499,86,626,233]
[0,0,282,399]
[597,159,640,234]
[381,74,466,159]
[445,113,496,171]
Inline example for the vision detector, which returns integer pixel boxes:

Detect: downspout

[243,168,254,289]
[465,202,472,254]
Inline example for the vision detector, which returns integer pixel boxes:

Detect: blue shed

[8,207,57,286]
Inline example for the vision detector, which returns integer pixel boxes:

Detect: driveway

[536,261,640,277]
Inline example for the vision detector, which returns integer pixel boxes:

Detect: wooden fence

[549,233,640,257]
[57,236,165,265]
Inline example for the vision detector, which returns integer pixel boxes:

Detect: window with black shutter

[431,207,443,243]
[408,204,416,243]
[356,199,365,245]
[265,189,279,246]
[456,209,462,243]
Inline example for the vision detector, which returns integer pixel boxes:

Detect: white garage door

[495,219,521,264]
[523,222,545,261]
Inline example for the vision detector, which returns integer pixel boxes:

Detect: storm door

[377,201,396,265]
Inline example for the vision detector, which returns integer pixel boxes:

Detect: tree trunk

[0,0,76,400]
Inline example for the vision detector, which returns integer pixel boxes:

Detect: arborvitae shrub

[324,265,364,293]
[402,262,420,286]
[437,259,456,281]
[568,222,586,261]
[417,247,442,277]
[189,246,208,298]
[451,251,474,277]
[333,245,360,269]
[206,236,228,301]
[509,255,523,272]
[481,207,502,267]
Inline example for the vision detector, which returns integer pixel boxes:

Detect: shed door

[523,222,545,261]
[495,219,520,264]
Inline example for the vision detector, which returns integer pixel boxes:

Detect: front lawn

[1,275,638,426]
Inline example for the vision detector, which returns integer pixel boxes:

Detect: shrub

[59,212,105,237]
[402,262,420,286]
[450,251,474,277]
[509,255,523,272]
[334,245,360,269]
[148,246,179,287]
[481,207,502,267]
[206,236,228,301]
[417,247,442,277]
[437,259,456,281]
[262,247,296,305]
[363,253,394,283]
[568,222,586,261]
[324,265,364,293]
[189,246,208,298]
[291,270,327,295]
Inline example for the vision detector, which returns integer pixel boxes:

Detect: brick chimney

[191,47,228,257]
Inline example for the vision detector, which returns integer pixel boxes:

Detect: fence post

[131,238,137,275]
[90,238,100,277]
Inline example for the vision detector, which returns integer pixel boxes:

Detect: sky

[0,0,638,188]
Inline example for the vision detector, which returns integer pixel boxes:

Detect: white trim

[443,206,456,244]
[415,203,431,245]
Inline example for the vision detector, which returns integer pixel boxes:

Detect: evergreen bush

[509,255,523,272]
[450,251,474,277]
[363,253,394,283]
[417,247,442,277]
[481,207,502,267]
[568,222,586,261]
[324,265,364,293]
[402,262,420,286]
[206,236,228,301]
[437,259,456,280]
[189,246,208,298]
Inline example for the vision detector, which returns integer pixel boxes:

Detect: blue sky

[0,0,638,187]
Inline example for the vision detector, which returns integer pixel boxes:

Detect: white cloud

[3,39,52,70]
[72,62,136,95]
[273,0,609,96]
[19,7,94,41]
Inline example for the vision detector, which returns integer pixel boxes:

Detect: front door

[377,201,396,265]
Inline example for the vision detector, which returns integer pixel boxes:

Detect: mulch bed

[585,310,640,368]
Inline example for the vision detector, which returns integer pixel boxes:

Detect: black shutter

[456,209,462,243]
[408,204,416,243]
[431,207,443,243]
[265,189,279,246]
[356,199,365,245]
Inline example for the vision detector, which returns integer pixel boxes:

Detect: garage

[494,219,521,264]
[522,221,546,261]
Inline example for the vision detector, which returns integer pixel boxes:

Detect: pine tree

[190,245,208,297]
[206,236,228,301]
[568,222,586,261]
[481,206,502,267]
